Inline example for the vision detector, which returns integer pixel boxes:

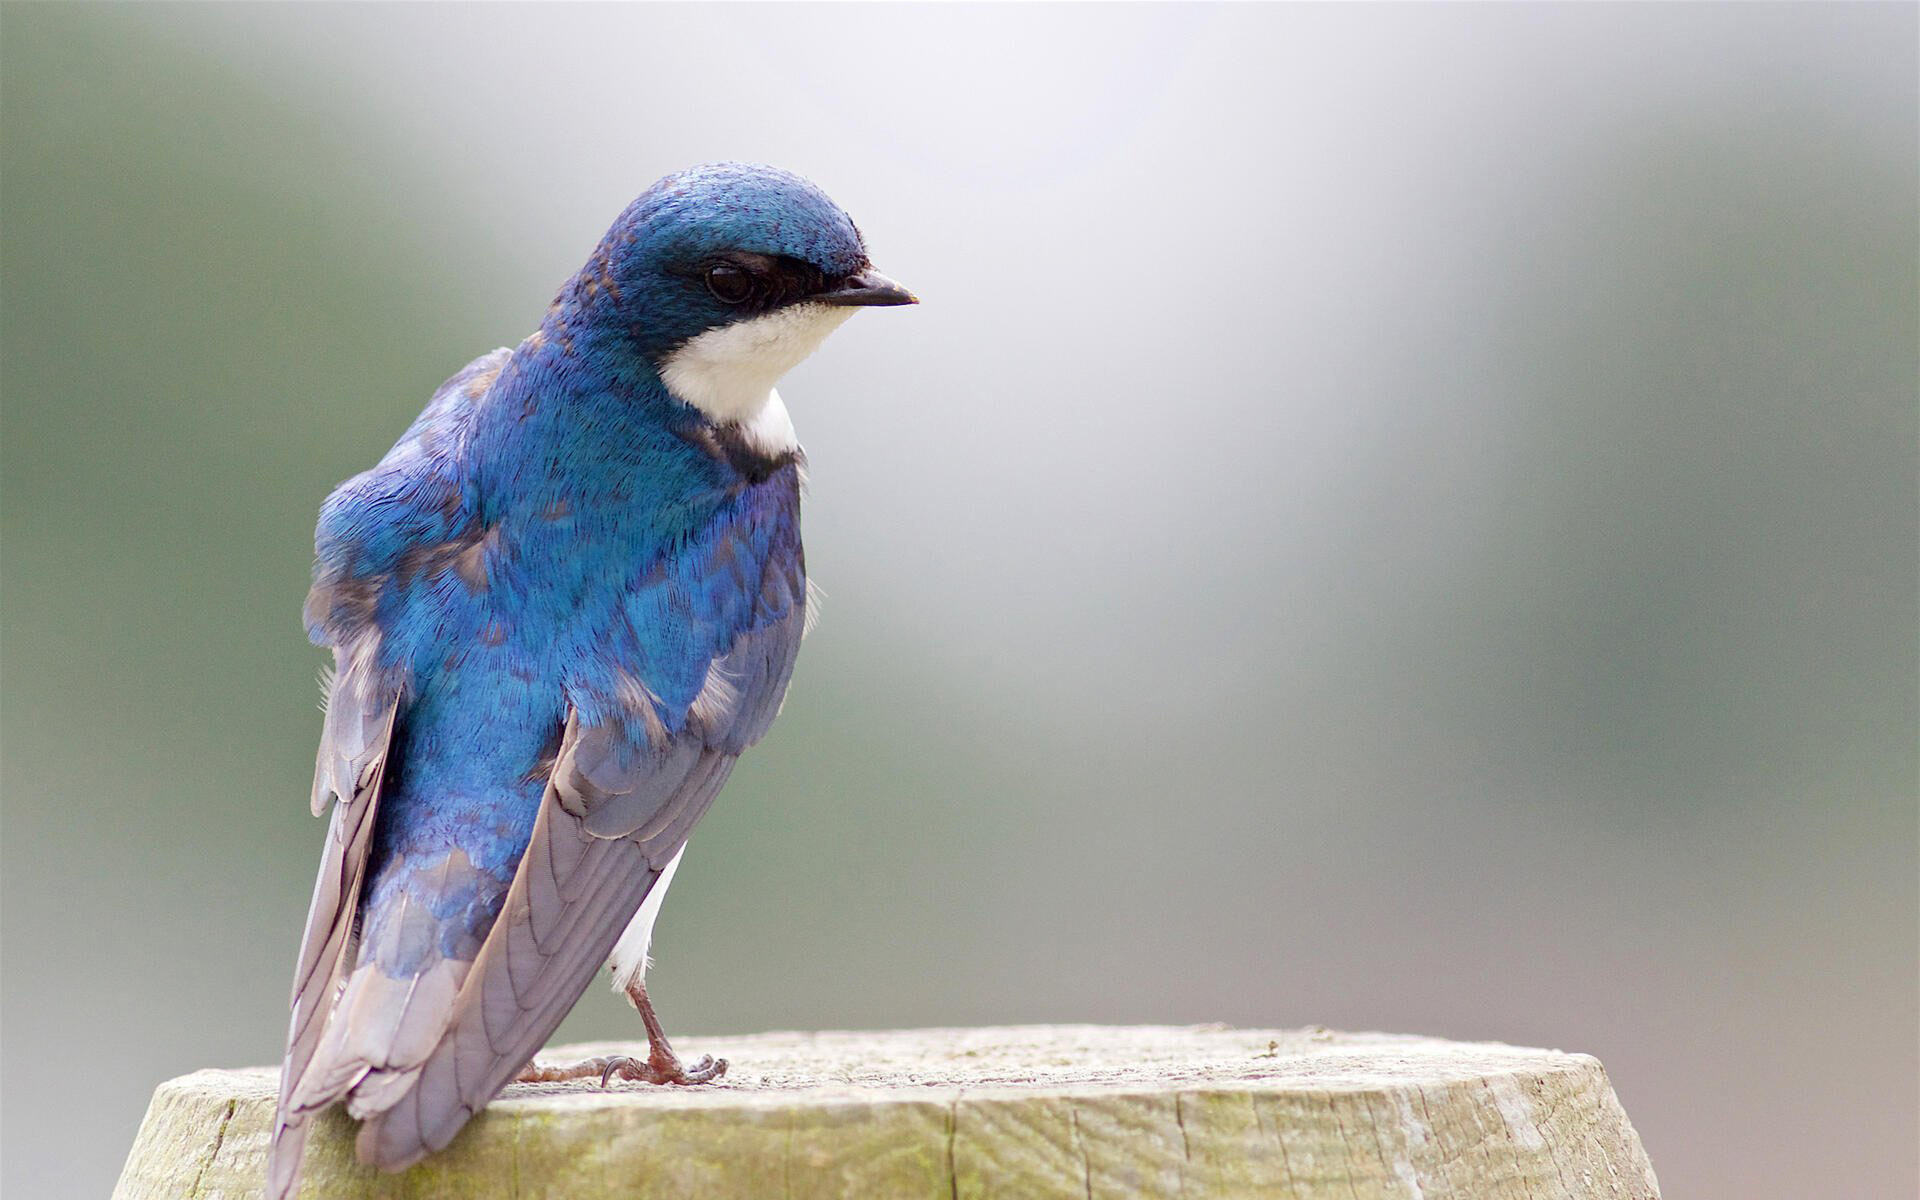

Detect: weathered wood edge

[115,1025,1662,1200]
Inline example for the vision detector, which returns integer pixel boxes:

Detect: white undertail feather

[804,578,825,638]
[608,843,687,990]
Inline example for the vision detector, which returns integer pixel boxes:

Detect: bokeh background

[3,4,1914,1197]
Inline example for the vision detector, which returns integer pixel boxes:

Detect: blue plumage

[271,164,913,1195]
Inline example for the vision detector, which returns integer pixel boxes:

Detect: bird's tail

[270,921,474,1194]
[266,1115,312,1200]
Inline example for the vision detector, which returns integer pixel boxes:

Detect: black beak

[818,267,918,307]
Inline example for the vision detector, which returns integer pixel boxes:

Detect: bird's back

[272,335,809,1192]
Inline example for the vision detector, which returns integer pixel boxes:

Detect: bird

[268,162,914,1197]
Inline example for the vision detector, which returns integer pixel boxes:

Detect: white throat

[658,302,855,453]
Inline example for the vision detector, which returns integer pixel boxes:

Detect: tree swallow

[269,163,914,1197]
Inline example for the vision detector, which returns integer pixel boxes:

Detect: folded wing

[353,483,807,1168]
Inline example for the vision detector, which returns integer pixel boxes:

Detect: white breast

[658,301,855,453]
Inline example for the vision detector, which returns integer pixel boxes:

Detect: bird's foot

[597,1045,728,1087]
[513,1048,726,1086]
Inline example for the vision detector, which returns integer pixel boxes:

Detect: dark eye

[705,263,755,305]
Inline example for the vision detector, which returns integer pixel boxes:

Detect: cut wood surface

[115,1024,1661,1199]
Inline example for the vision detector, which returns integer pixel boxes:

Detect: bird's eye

[705,263,755,305]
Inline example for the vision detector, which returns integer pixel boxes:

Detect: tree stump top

[115,1024,1661,1199]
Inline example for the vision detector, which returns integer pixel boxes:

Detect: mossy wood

[115,1025,1660,1199]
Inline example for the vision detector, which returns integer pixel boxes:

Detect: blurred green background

[2,4,1914,1197]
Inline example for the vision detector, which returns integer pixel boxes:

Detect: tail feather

[267,1117,311,1200]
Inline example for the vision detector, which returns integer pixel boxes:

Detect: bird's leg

[603,980,728,1085]
[512,981,725,1087]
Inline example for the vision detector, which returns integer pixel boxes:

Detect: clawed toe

[679,1054,728,1084]
[596,1050,728,1087]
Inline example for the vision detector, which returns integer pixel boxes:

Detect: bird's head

[571,162,915,423]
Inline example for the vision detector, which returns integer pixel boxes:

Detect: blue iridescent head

[559,163,914,422]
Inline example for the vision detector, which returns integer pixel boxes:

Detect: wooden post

[115,1025,1660,1199]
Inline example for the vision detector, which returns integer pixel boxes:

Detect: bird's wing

[270,644,399,1192]
[350,462,809,1171]
[270,348,506,1199]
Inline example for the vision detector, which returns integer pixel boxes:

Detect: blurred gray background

[3,4,1914,1197]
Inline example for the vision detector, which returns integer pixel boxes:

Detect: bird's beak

[818,268,918,307]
